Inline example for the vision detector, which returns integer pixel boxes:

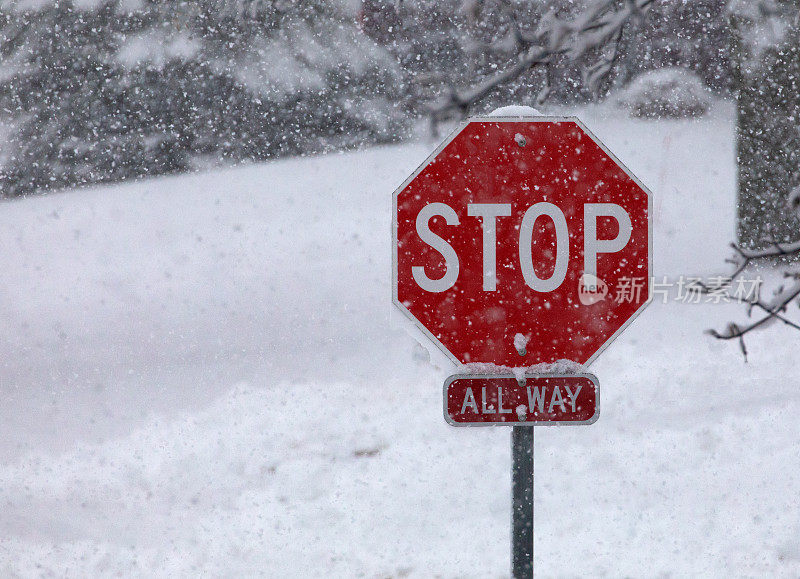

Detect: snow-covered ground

[2,102,800,576]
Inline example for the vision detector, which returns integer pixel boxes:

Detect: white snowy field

[2,102,800,577]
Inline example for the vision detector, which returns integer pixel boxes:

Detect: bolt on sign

[392,117,652,369]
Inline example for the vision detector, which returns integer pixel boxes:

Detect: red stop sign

[393,117,651,367]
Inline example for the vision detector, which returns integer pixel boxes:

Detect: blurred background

[0,0,733,198]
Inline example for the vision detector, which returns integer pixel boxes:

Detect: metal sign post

[443,373,598,577]
[511,426,534,578]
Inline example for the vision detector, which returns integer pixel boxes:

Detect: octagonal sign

[393,117,652,367]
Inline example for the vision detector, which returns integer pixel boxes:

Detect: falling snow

[2,1,800,576]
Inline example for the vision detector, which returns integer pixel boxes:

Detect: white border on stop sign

[441,372,601,427]
[391,115,654,368]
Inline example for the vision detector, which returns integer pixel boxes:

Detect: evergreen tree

[0,0,406,197]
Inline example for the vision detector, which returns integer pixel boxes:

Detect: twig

[427,0,654,126]
[705,240,800,352]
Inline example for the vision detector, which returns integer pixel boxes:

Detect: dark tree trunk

[735,13,800,249]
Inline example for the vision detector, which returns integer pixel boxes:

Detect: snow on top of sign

[486,105,542,117]
[460,359,587,378]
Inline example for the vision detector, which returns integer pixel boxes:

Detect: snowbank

[4,103,800,576]
[612,68,713,119]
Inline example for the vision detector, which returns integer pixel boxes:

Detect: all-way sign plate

[444,373,599,426]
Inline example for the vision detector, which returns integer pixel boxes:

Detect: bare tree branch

[583,26,624,95]
[427,0,654,126]
[706,279,800,339]
[705,240,800,350]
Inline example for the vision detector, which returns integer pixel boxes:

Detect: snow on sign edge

[391,115,654,368]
